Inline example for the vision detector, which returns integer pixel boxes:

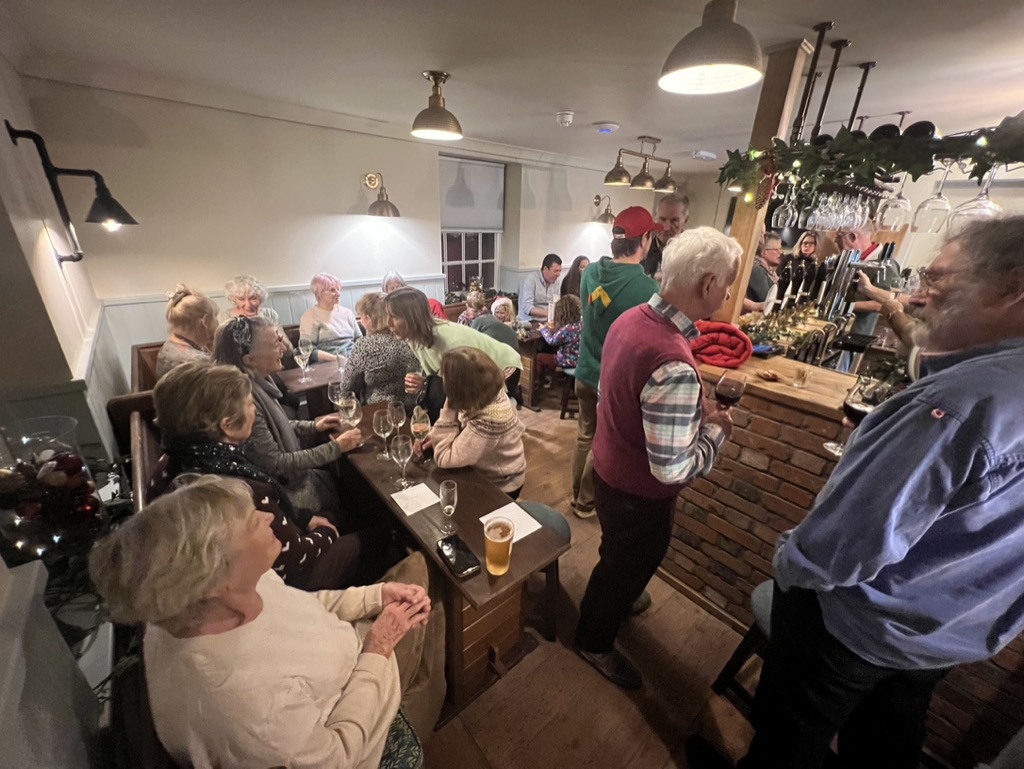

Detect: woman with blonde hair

[218,275,280,325]
[156,284,220,378]
[299,272,362,361]
[90,476,444,768]
[340,292,420,406]
[381,270,447,319]
[490,296,516,325]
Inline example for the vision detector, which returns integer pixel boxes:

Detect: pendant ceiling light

[654,164,677,193]
[411,71,463,142]
[658,0,764,95]
[604,154,632,186]
[630,159,656,190]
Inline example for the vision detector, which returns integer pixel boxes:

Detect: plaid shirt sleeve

[640,361,725,485]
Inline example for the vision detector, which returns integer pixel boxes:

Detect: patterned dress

[338,332,420,407]
[540,321,582,369]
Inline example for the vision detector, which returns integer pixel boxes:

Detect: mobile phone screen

[437,534,481,578]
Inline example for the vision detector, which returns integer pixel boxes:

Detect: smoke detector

[556,111,574,128]
[592,121,620,134]
[691,149,718,162]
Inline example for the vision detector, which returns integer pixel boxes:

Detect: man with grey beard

[730,217,1024,769]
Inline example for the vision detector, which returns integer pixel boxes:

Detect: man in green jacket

[572,207,661,518]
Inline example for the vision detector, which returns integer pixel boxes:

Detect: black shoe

[684,735,735,769]
[630,589,652,616]
[574,645,643,690]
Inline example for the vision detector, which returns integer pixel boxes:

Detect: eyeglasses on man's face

[918,266,968,287]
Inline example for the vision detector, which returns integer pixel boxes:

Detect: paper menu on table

[479,502,542,543]
[390,484,440,516]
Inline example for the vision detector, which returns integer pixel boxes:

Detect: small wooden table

[344,404,570,711]
[276,362,340,418]
[517,325,545,410]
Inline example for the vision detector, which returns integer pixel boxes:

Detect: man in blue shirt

[736,216,1024,769]
[518,253,563,321]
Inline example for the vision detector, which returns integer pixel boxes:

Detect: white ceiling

[6,0,1024,175]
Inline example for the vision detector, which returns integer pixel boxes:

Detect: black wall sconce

[5,120,138,264]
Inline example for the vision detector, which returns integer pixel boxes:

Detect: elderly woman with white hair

[90,476,445,769]
[300,272,362,362]
[156,284,220,378]
[381,271,447,319]
[218,274,280,326]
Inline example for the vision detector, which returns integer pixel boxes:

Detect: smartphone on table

[437,534,481,579]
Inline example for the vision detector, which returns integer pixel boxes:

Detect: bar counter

[660,355,1024,768]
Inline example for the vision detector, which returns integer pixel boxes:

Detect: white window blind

[439,156,505,231]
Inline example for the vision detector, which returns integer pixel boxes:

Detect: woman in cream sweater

[89,476,444,769]
[415,346,526,497]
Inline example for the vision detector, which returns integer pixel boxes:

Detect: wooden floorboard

[425,388,750,769]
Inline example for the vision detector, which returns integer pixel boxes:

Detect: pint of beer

[484,516,515,576]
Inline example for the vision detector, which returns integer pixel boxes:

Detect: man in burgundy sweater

[574,227,741,690]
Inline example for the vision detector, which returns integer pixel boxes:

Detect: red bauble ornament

[74,496,102,517]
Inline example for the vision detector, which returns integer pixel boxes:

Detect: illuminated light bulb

[13,515,22,527]
[727,183,743,194]
[792,160,802,168]
[748,150,762,159]
[102,219,123,232]
[743,192,754,203]
[15,540,25,550]
[35,546,46,556]
[52,534,62,544]
[976,136,989,147]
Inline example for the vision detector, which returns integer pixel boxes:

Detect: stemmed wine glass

[912,159,955,233]
[327,383,354,411]
[439,479,458,535]
[410,409,432,464]
[823,377,888,458]
[293,345,312,384]
[390,435,413,489]
[372,411,394,460]
[714,372,747,409]
[876,176,913,231]
[339,397,362,433]
[387,400,407,435]
[771,183,797,229]
[948,165,1003,235]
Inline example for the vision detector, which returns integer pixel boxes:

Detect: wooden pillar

[714,40,814,324]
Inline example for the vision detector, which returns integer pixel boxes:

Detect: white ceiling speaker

[556,111,574,127]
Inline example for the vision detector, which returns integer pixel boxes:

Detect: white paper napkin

[391,483,440,516]
[480,502,542,543]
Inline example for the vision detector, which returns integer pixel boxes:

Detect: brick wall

[661,390,1024,768]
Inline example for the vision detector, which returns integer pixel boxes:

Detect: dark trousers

[739,584,949,769]
[575,472,675,653]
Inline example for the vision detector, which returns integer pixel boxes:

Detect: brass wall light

[593,195,616,224]
[363,172,400,217]
[603,136,677,193]
[658,0,764,95]
[6,120,137,263]
[411,71,463,142]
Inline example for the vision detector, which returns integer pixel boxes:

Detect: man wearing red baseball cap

[571,207,662,522]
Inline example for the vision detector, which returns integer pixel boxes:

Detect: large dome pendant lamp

[658,0,764,95]
[411,71,463,141]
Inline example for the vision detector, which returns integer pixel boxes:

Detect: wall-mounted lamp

[363,172,400,217]
[6,120,137,263]
[593,195,616,224]
[411,71,463,142]
[603,136,677,193]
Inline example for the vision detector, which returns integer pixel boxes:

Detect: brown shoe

[574,645,642,690]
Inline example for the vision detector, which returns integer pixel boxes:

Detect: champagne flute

[410,409,432,465]
[372,410,394,460]
[390,435,413,489]
[439,479,457,535]
[388,400,407,433]
[293,347,311,383]
[714,372,746,409]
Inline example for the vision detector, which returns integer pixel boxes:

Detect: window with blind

[439,157,504,291]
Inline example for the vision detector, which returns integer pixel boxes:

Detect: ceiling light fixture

[603,136,676,193]
[658,0,764,95]
[593,195,616,224]
[6,120,137,263]
[363,172,400,217]
[411,71,463,142]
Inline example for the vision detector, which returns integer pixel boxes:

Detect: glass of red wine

[824,377,886,458]
[715,373,747,409]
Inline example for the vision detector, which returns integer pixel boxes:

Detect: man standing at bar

[574,227,739,690]
[643,193,690,279]
[518,253,563,321]
[571,207,661,519]
[738,217,1024,768]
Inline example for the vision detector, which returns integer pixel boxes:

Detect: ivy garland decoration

[717,111,1024,208]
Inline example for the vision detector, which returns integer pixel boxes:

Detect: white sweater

[145,571,400,769]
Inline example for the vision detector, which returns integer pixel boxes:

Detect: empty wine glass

[339,398,362,431]
[439,479,458,535]
[948,166,1003,235]
[771,184,797,229]
[391,435,413,489]
[372,410,394,460]
[913,160,954,234]
[387,400,407,433]
[293,347,311,384]
[876,176,913,231]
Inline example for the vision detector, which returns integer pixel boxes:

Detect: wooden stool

[559,367,578,419]
[711,580,773,713]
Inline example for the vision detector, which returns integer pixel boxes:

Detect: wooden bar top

[699,356,857,420]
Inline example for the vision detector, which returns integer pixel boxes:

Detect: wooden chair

[130,342,163,393]
[129,411,163,515]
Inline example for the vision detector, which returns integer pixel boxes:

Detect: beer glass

[484,516,515,577]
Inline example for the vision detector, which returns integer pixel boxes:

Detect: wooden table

[517,330,542,409]
[276,362,340,418]
[343,404,570,711]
